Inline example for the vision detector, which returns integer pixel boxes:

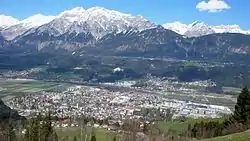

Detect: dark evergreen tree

[72,136,78,141]
[42,112,58,141]
[90,134,96,141]
[6,123,17,141]
[24,113,58,141]
[114,122,120,128]
[113,136,116,141]
[142,122,148,134]
[43,113,53,139]
[199,121,205,138]
[83,118,89,125]
[233,87,250,125]
[24,118,40,141]
[191,123,198,138]
[187,124,192,138]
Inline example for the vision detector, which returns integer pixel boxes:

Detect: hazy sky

[1,0,249,29]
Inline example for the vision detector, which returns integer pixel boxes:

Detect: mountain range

[0,7,156,40]
[1,7,250,64]
[1,7,250,40]
[163,21,250,37]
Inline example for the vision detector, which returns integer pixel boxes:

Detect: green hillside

[199,131,250,141]
[56,127,117,141]
[154,118,223,132]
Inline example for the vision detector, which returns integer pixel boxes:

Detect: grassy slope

[56,127,117,141]
[154,118,224,132]
[199,131,250,141]
[155,118,250,141]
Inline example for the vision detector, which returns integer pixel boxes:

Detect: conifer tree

[72,136,77,141]
[233,87,250,125]
[113,136,116,141]
[90,134,96,141]
[24,113,58,141]
[187,124,192,138]
[24,118,40,141]
[6,123,17,141]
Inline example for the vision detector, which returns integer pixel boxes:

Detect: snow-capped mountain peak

[32,7,156,39]
[59,7,85,16]
[162,21,188,35]
[85,6,131,18]
[213,24,244,34]
[20,14,55,28]
[185,21,215,37]
[58,7,85,22]
[163,21,250,37]
[0,15,19,29]
[1,14,55,40]
[162,21,214,37]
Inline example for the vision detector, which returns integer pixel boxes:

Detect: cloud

[196,0,231,13]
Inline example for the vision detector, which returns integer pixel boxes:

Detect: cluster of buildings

[5,84,232,122]
[104,77,216,93]
[1,68,42,78]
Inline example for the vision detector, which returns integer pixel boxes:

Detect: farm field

[56,127,117,141]
[0,78,70,98]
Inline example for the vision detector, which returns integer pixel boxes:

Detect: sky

[1,0,250,29]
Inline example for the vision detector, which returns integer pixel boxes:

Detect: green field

[199,131,250,141]
[0,79,70,97]
[55,123,250,141]
[154,118,224,133]
[56,127,117,141]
